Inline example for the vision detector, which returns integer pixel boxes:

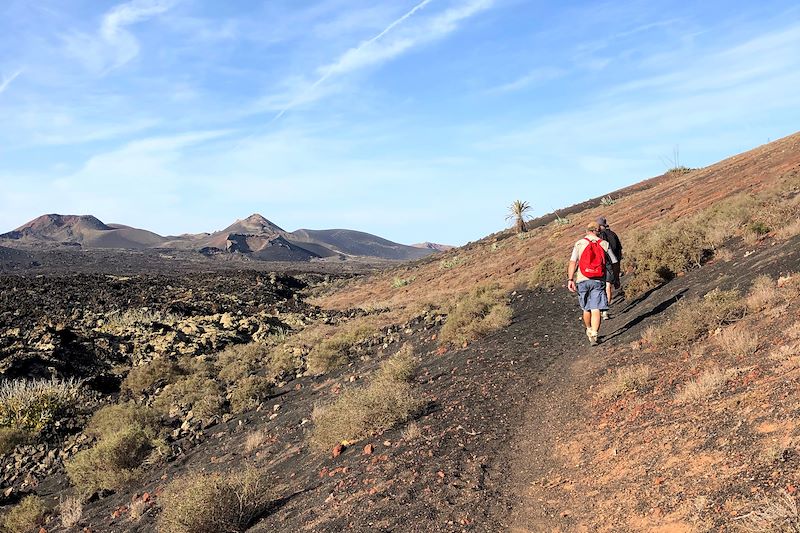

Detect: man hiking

[567,221,619,346]
[597,216,623,319]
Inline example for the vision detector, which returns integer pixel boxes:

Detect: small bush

[528,257,564,288]
[153,375,225,420]
[439,257,464,269]
[377,344,416,383]
[230,376,272,414]
[307,321,378,375]
[598,365,652,399]
[439,285,512,347]
[311,349,422,450]
[737,491,799,532]
[600,195,616,206]
[85,403,162,440]
[717,326,759,357]
[104,308,179,329]
[59,496,83,529]
[746,275,783,312]
[121,357,181,396]
[653,289,746,348]
[776,218,800,240]
[392,277,414,288]
[0,427,30,455]
[217,343,269,384]
[158,467,271,533]
[2,494,48,533]
[0,378,82,433]
[244,430,268,454]
[675,367,735,404]
[66,425,161,496]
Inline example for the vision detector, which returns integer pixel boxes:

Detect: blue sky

[1,0,799,245]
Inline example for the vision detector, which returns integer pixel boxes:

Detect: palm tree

[506,200,532,234]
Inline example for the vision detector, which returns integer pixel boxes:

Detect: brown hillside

[314,132,800,312]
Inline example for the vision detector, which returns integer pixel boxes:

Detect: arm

[567,260,577,292]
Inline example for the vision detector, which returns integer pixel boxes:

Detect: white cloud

[63,0,176,74]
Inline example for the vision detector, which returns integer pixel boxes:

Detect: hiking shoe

[587,328,599,346]
[601,310,611,320]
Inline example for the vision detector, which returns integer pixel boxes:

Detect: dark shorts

[605,262,615,283]
[577,279,609,311]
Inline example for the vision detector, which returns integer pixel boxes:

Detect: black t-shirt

[600,228,623,260]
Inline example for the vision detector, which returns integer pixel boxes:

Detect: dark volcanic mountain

[1,213,437,262]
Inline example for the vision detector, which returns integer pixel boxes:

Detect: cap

[596,216,607,227]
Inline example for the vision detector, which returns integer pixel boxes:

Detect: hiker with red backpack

[567,221,619,346]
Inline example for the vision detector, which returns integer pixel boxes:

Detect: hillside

[0,133,799,532]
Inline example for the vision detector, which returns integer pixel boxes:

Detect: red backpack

[579,238,606,279]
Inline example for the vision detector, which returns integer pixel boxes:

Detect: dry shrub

[307,319,378,375]
[66,425,162,496]
[311,348,423,450]
[654,289,746,348]
[0,427,30,455]
[747,275,783,312]
[217,343,269,384]
[0,378,82,433]
[2,494,48,533]
[598,364,653,399]
[153,375,225,419]
[775,218,800,240]
[625,221,710,297]
[675,367,735,404]
[244,430,268,453]
[158,466,271,533]
[377,344,416,382]
[230,376,272,414]
[528,257,564,288]
[439,284,512,347]
[59,495,83,529]
[121,357,181,396]
[717,325,759,357]
[736,491,800,532]
[401,421,422,441]
[85,403,162,440]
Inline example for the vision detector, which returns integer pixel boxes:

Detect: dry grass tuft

[401,421,422,441]
[58,495,83,529]
[717,325,759,357]
[652,289,746,348]
[0,378,82,433]
[2,494,48,533]
[244,430,268,454]
[528,257,564,288]
[775,218,800,240]
[311,347,423,450]
[158,466,272,533]
[439,284,512,347]
[736,491,800,532]
[746,275,783,312]
[675,367,736,404]
[597,365,653,399]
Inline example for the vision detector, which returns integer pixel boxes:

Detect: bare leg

[583,310,591,328]
[605,282,613,305]
[591,309,602,333]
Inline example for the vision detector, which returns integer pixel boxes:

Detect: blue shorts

[577,279,608,311]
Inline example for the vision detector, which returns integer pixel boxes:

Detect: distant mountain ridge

[0,213,442,262]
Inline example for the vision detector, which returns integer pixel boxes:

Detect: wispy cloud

[63,0,177,74]
[487,66,565,94]
[272,0,494,119]
[0,69,22,95]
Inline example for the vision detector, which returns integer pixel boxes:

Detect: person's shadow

[603,288,688,342]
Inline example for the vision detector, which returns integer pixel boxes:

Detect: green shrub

[528,257,564,288]
[2,494,48,533]
[0,378,81,433]
[307,322,378,375]
[439,285,512,346]
[230,376,272,414]
[154,375,225,420]
[85,403,162,440]
[66,425,161,496]
[121,357,181,396]
[158,467,271,533]
[0,427,30,456]
[311,348,422,450]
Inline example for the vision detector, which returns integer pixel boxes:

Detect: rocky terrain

[0,132,798,532]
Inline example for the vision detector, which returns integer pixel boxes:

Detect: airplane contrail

[0,69,23,95]
[272,0,435,121]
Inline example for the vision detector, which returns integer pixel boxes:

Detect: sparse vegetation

[153,374,225,419]
[121,357,181,396]
[736,491,800,532]
[598,364,652,399]
[675,367,736,404]
[230,376,272,414]
[600,195,616,206]
[307,320,378,375]
[158,467,272,533]
[216,342,269,384]
[244,430,269,453]
[439,284,512,347]
[2,494,48,533]
[717,325,759,357]
[103,308,180,329]
[528,257,564,288]
[648,289,746,348]
[58,496,83,529]
[746,275,783,312]
[0,378,82,433]
[311,346,423,450]
[507,200,532,234]
[392,276,414,288]
[439,256,464,269]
